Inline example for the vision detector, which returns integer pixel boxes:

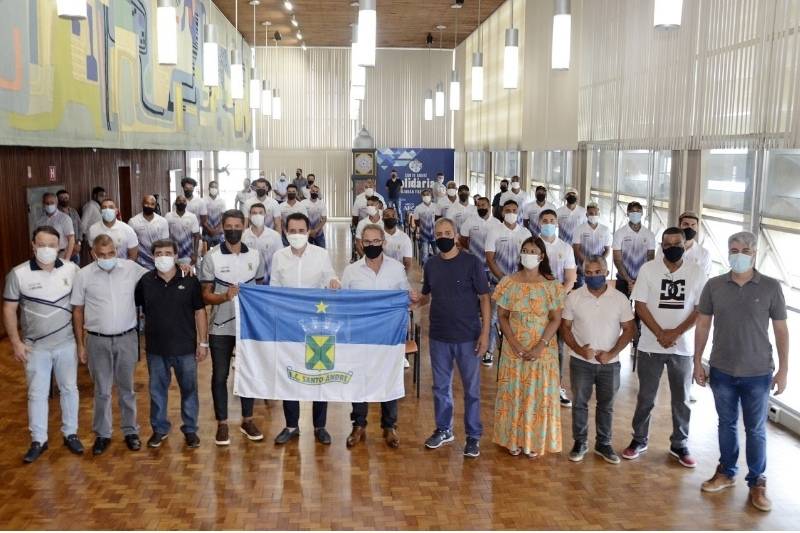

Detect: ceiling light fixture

[654,0,683,29]
[248,1,261,110]
[551,0,571,70]
[272,36,282,120]
[435,26,446,117]
[230,0,245,100]
[357,0,376,67]
[284,1,293,12]
[203,24,219,87]
[262,21,273,116]
[296,31,303,40]
[156,0,177,65]
[503,0,519,90]
[450,11,460,111]
[472,0,484,102]
[57,0,87,19]
[291,14,299,27]
[424,89,433,121]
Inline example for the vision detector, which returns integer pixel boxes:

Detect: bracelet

[199,342,209,348]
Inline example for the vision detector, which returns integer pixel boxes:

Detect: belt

[87,327,137,338]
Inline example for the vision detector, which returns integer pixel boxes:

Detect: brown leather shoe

[383,427,399,448]
[701,465,736,493]
[749,479,772,512]
[346,426,366,448]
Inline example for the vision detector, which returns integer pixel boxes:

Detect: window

[468,151,487,197]
[701,149,755,213]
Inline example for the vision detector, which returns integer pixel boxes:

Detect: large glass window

[468,151,487,197]
[701,149,756,212]
[530,150,573,205]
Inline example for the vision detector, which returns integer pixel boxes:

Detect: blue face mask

[628,212,643,225]
[729,252,753,273]
[540,223,557,238]
[97,257,117,271]
[585,275,607,290]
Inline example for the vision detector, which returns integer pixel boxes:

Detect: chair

[405,310,422,398]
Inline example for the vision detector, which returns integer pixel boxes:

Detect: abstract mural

[0,0,252,151]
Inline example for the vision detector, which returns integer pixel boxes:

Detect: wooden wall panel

[0,147,186,336]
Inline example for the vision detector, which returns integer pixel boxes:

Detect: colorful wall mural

[0,0,252,151]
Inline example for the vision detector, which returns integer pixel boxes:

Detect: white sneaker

[404,357,410,369]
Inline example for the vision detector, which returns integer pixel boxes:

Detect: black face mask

[500,185,508,193]
[296,173,302,178]
[176,203,187,213]
[288,192,297,200]
[310,192,319,200]
[436,237,456,253]
[307,181,315,186]
[535,192,546,202]
[58,199,69,208]
[683,227,697,241]
[566,194,577,205]
[142,206,155,216]
[383,218,398,229]
[458,193,470,202]
[224,229,243,245]
[183,188,193,198]
[364,245,383,259]
[663,246,685,263]
[256,188,267,198]
[477,208,489,218]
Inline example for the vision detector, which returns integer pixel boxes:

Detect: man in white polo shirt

[3,226,84,463]
[129,195,169,270]
[447,185,478,233]
[411,188,439,265]
[623,227,707,468]
[36,192,75,261]
[244,178,282,232]
[523,185,556,235]
[180,177,208,231]
[351,179,386,225]
[355,197,384,257]
[556,188,587,245]
[302,183,328,249]
[341,224,418,449]
[242,203,283,284]
[381,207,413,271]
[572,202,611,289]
[561,256,636,465]
[203,180,226,249]
[165,196,201,265]
[88,199,139,261]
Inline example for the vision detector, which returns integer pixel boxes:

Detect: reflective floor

[0,221,798,529]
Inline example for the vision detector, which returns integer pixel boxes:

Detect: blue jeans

[25,342,79,443]
[147,353,199,434]
[710,367,772,487]
[419,238,437,265]
[311,233,326,249]
[429,339,483,439]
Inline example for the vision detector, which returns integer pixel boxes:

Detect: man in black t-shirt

[135,239,207,449]
[385,169,403,209]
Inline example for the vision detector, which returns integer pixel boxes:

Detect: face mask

[535,192,546,202]
[307,181,315,186]
[44,204,57,215]
[101,208,117,222]
[142,206,155,216]
[310,192,319,200]
[288,192,297,200]
[364,245,383,259]
[566,194,577,205]
[250,214,265,227]
[520,254,541,270]
[154,256,175,273]
[209,187,219,197]
[504,213,518,225]
[683,227,697,241]
[422,195,432,205]
[183,188,193,198]
[458,193,470,202]
[391,175,397,180]
[224,229,243,244]
[97,257,117,271]
[436,237,455,253]
[585,274,606,290]
[364,187,374,197]
[35,246,58,265]
[540,223,557,238]
[628,212,643,224]
[477,208,489,218]
[176,203,187,213]
[366,206,378,217]
[663,246,685,263]
[383,218,398,229]
[446,189,457,198]
[288,233,308,249]
[500,185,508,192]
[729,252,753,273]
[511,182,521,191]
[587,215,600,225]
[256,188,267,198]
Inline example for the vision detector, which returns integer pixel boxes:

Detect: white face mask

[287,233,308,250]
[250,214,265,227]
[101,208,117,222]
[587,215,600,225]
[209,187,219,197]
[504,212,518,225]
[422,195,432,205]
[35,246,58,265]
[366,205,378,217]
[511,182,521,191]
[364,187,374,197]
[520,253,541,270]
[446,189,457,198]
[44,204,57,215]
[154,256,175,273]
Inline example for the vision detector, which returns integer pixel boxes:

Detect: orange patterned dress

[492,275,564,456]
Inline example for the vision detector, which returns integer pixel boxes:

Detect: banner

[234,285,409,402]
[375,148,455,222]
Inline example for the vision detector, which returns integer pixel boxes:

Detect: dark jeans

[615,276,641,350]
[283,400,328,428]
[147,353,199,434]
[209,335,254,421]
[351,400,398,429]
[570,357,621,446]
[310,233,326,249]
[710,367,772,487]
[631,351,693,448]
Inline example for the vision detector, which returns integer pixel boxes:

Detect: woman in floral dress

[493,236,564,457]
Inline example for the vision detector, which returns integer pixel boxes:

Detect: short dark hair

[535,185,547,192]
[287,183,298,191]
[500,179,509,184]
[221,209,245,225]
[367,195,381,204]
[32,225,60,241]
[92,186,105,197]
[627,201,643,212]
[100,198,115,208]
[539,208,558,220]
[436,172,444,177]
[518,236,554,279]
[181,177,197,187]
[56,189,69,197]
[502,199,519,209]
[151,239,178,255]
[42,192,56,202]
[458,185,470,193]
[286,212,310,229]
[662,226,685,241]
[249,202,266,213]
[254,178,267,186]
[307,173,315,179]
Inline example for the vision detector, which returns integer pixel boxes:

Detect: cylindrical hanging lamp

[357,0,376,67]
[203,24,220,87]
[57,0,87,19]
[551,0,571,70]
[156,0,177,65]
[654,0,683,29]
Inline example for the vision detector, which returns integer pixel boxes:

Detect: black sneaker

[481,352,494,367]
[92,437,111,456]
[560,388,572,408]
[274,427,300,445]
[594,443,621,464]
[568,441,588,462]
[147,432,168,448]
[184,433,200,449]
[23,441,48,464]
[463,437,480,458]
[314,428,332,445]
[124,434,142,451]
[63,434,84,455]
[424,429,454,449]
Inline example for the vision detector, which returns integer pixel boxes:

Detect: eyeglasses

[363,239,384,247]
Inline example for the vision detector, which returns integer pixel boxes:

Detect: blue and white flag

[235,285,409,402]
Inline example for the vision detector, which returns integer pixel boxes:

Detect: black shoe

[274,427,300,445]
[314,428,332,445]
[559,388,572,408]
[594,443,621,464]
[92,437,111,456]
[62,434,84,455]
[23,441,48,464]
[184,432,200,449]
[481,352,494,367]
[463,437,480,458]
[147,432,168,448]
[569,441,588,462]
[124,434,142,451]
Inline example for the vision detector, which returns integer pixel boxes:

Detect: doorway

[118,166,132,221]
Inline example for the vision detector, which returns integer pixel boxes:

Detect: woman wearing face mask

[492,236,564,458]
